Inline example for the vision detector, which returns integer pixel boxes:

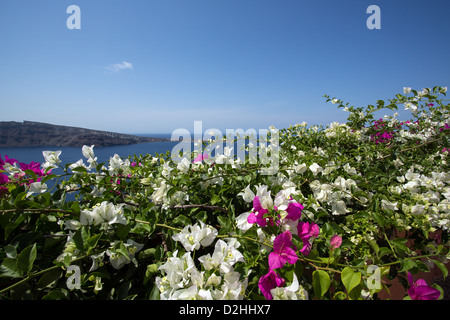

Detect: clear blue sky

[1,0,449,134]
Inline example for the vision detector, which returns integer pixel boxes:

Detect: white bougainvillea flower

[80,209,97,226]
[91,201,127,226]
[82,145,95,160]
[253,185,273,210]
[235,212,253,231]
[172,221,218,251]
[156,250,198,299]
[309,163,322,176]
[219,271,248,300]
[238,185,255,203]
[176,157,191,173]
[274,189,294,212]
[68,159,89,171]
[106,239,143,270]
[198,239,244,274]
[26,181,48,197]
[42,150,62,170]
[108,154,131,175]
[89,251,106,272]
[81,145,97,169]
[294,163,307,174]
[381,199,398,211]
[170,284,213,300]
[270,274,308,300]
[151,180,168,204]
[215,146,234,164]
[331,199,349,216]
[66,202,126,230]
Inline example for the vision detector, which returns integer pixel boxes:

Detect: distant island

[0,121,170,147]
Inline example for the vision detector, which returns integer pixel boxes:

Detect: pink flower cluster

[369,117,449,150]
[246,194,324,300]
[438,123,450,132]
[369,119,400,145]
[245,192,343,299]
[0,154,49,195]
[193,153,209,163]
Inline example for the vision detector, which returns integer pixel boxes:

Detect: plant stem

[0,208,73,215]
[134,219,182,232]
[0,253,92,296]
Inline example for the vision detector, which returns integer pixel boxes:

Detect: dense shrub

[0,86,448,300]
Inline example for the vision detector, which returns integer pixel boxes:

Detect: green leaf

[139,248,156,260]
[378,247,393,258]
[70,201,81,214]
[42,288,70,300]
[86,232,103,252]
[166,187,180,200]
[144,264,159,286]
[5,215,25,240]
[117,224,131,240]
[71,166,88,173]
[431,284,444,300]
[0,258,23,278]
[217,216,231,232]
[16,243,37,274]
[333,291,347,300]
[312,270,330,299]
[195,211,208,223]
[149,283,160,300]
[72,227,89,252]
[391,239,410,256]
[432,260,448,279]
[210,194,221,205]
[371,211,385,227]
[37,269,63,289]
[115,241,131,260]
[443,135,450,148]
[172,214,191,226]
[341,267,361,295]
[321,222,333,237]
[4,244,17,259]
[348,284,363,300]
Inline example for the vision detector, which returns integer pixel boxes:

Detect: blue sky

[1,0,449,134]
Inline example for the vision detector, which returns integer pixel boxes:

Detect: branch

[170,204,228,213]
[124,200,228,213]
[378,137,443,160]
[0,208,73,215]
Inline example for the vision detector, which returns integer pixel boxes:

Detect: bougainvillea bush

[0,86,449,300]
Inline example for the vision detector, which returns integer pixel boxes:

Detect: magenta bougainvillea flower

[297,221,320,255]
[407,272,441,300]
[258,269,286,300]
[330,235,342,250]
[0,154,18,167]
[0,155,50,187]
[285,202,304,221]
[0,172,8,195]
[18,161,47,183]
[297,221,319,240]
[247,196,270,227]
[192,153,209,163]
[268,230,298,270]
[0,174,8,185]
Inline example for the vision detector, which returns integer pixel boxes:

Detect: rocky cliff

[0,121,170,147]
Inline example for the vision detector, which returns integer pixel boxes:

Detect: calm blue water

[0,134,178,167]
[1,133,270,171]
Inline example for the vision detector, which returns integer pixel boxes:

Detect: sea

[0,134,178,168]
[1,132,268,177]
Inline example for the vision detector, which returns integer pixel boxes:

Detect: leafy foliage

[0,86,449,300]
